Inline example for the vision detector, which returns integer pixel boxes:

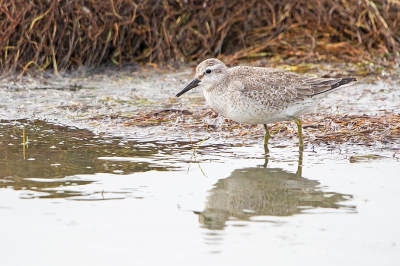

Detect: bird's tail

[310,77,357,96]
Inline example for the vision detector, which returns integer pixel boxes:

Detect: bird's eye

[205,69,211,74]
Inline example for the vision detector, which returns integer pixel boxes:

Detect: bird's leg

[292,117,304,149]
[263,124,270,153]
[295,147,304,178]
[263,156,269,168]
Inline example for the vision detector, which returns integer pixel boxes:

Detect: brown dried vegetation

[1,0,399,75]
[121,108,400,146]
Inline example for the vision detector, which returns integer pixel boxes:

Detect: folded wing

[238,70,356,107]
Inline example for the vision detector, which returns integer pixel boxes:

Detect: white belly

[204,89,319,125]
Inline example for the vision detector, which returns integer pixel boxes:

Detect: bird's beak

[176,78,201,97]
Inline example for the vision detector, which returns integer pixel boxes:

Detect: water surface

[1,65,400,265]
[1,120,399,265]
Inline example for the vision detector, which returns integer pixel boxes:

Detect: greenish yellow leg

[263,124,270,152]
[292,117,304,148]
[295,147,304,178]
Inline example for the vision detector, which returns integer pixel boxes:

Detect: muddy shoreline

[1,61,399,156]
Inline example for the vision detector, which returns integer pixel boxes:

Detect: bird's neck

[202,73,230,114]
[204,73,230,94]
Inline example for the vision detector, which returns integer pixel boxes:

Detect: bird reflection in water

[196,152,355,230]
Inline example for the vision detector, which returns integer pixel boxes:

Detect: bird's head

[176,58,228,97]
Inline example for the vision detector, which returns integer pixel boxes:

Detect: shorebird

[175,58,356,151]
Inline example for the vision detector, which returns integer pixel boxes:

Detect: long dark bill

[176,78,201,97]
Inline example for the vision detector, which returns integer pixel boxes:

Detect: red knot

[176,58,356,152]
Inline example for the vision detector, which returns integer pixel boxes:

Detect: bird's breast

[202,86,321,125]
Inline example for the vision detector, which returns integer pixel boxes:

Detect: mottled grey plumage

[176,58,356,151]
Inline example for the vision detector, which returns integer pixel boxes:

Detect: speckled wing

[233,70,305,107]
[235,68,348,107]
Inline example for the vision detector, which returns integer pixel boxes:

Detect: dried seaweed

[121,108,400,146]
[1,0,399,75]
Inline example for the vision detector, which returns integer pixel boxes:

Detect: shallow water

[1,120,400,265]
[1,65,400,264]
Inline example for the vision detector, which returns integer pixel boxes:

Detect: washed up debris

[92,108,400,146]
